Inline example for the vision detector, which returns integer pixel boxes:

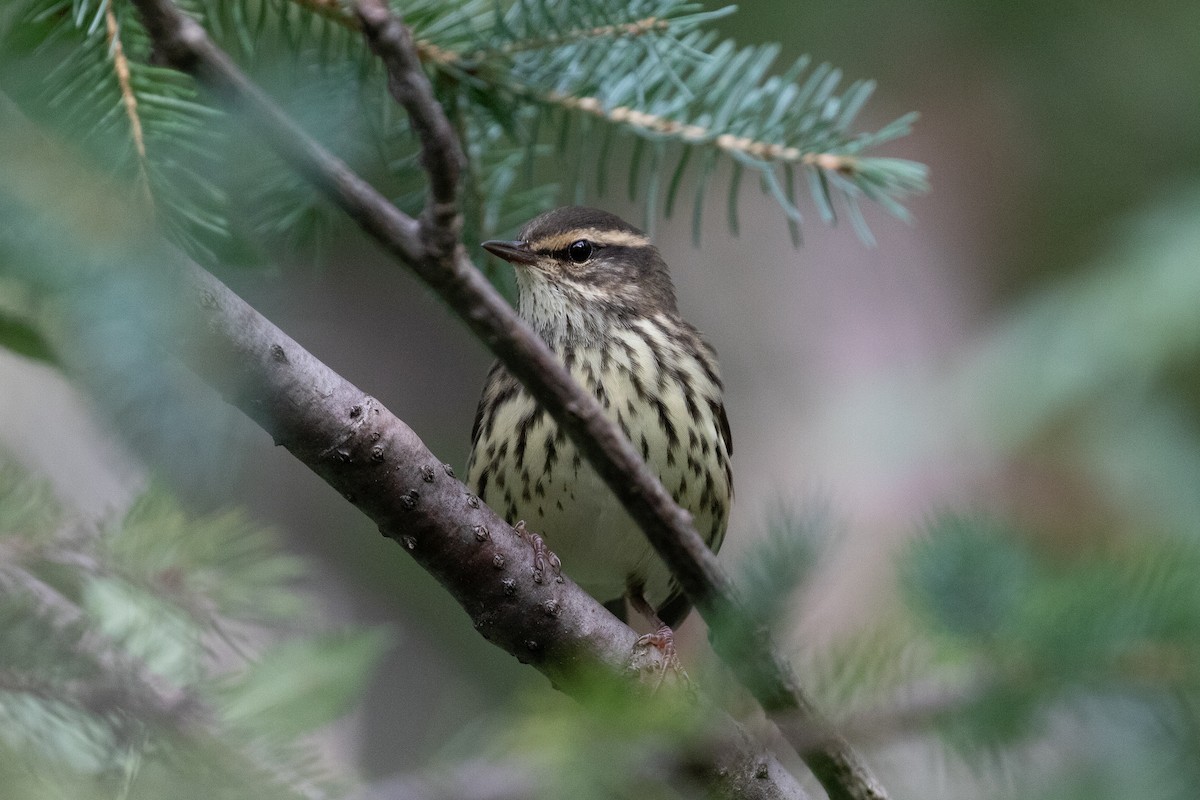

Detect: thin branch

[464,16,671,58]
[128,2,886,798]
[346,16,885,798]
[283,0,459,65]
[0,539,330,800]
[355,0,463,253]
[0,555,212,734]
[131,0,425,264]
[103,0,151,198]
[773,678,986,755]
[544,90,863,168]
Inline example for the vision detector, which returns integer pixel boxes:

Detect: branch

[171,255,808,800]
[128,2,886,798]
[772,678,985,755]
[463,15,672,58]
[355,0,462,245]
[102,0,150,196]
[0,555,339,799]
[544,90,869,168]
[0,555,210,734]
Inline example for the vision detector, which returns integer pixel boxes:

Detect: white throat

[515,270,609,347]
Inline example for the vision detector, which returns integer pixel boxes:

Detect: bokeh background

[3,0,1199,796]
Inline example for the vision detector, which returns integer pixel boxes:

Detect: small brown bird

[467,207,732,636]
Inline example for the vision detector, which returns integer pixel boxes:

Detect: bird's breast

[466,318,731,608]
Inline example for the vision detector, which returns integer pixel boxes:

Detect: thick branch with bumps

[130,1,888,798]
[175,255,808,800]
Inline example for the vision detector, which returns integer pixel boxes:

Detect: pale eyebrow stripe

[529,228,650,251]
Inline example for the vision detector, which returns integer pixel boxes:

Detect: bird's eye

[566,239,593,263]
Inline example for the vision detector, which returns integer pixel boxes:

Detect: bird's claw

[634,624,691,690]
[514,520,562,584]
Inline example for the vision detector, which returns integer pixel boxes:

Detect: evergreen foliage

[0,456,384,800]
[0,0,925,263]
[898,513,1200,798]
[2,0,231,262]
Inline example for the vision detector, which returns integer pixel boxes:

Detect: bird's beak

[482,239,537,265]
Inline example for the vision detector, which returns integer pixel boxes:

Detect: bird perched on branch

[467,206,732,648]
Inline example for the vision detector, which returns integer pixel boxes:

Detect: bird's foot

[634,624,690,690]
[513,520,562,584]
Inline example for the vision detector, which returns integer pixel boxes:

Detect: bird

[466,206,732,643]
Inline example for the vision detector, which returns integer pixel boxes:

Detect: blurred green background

[3,0,1200,797]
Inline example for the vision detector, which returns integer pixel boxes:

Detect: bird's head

[482,207,679,338]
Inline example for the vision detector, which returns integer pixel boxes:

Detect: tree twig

[0,540,333,800]
[355,0,462,251]
[128,1,886,797]
[0,557,210,734]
